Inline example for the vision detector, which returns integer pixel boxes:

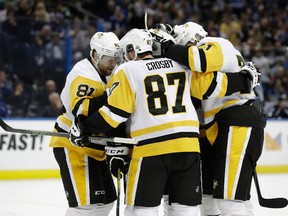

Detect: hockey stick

[144,11,148,30]
[0,118,137,145]
[116,168,123,216]
[253,169,288,208]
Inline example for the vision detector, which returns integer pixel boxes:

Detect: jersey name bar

[146,59,173,71]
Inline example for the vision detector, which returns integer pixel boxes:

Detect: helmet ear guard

[126,44,134,53]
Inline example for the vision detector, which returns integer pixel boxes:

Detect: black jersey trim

[198,49,207,72]
[202,72,217,99]
[204,119,217,130]
[137,132,199,146]
[55,122,68,133]
[72,98,86,117]
[244,99,254,105]
[106,104,131,118]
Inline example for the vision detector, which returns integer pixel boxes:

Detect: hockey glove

[240,62,261,93]
[153,23,176,38]
[105,145,130,178]
[69,115,90,147]
[151,33,174,57]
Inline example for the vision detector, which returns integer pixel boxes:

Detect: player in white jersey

[69,28,261,216]
[154,22,266,216]
[49,32,122,216]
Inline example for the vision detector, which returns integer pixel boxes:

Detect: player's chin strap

[91,53,101,72]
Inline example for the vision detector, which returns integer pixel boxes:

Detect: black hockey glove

[240,62,261,93]
[69,115,90,147]
[151,33,174,57]
[105,144,130,178]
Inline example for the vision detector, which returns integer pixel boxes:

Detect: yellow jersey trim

[131,120,199,137]
[132,137,200,159]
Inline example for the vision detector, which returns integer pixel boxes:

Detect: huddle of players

[50,21,264,216]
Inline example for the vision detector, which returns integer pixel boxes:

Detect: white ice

[0,174,287,216]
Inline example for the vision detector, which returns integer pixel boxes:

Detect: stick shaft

[144,12,148,30]
[116,168,121,216]
[0,118,137,145]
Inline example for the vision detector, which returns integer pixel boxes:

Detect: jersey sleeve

[165,38,245,74]
[188,40,245,73]
[190,71,248,100]
[84,69,135,134]
[188,42,224,72]
[69,75,106,117]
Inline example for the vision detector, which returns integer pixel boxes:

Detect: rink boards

[0,119,288,179]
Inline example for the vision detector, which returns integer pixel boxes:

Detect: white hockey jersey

[98,57,199,158]
[96,57,239,159]
[49,58,107,160]
[187,36,257,144]
[188,36,245,73]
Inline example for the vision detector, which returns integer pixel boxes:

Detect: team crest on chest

[108,82,120,96]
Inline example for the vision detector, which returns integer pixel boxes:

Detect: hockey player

[69,28,261,216]
[49,32,122,216]
[153,22,266,216]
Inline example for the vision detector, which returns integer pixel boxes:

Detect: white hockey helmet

[174,22,208,45]
[119,28,153,61]
[90,32,120,62]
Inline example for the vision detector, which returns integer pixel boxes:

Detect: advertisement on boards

[1,119,288,179]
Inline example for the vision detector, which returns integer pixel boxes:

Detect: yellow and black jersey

[83,57,249,159]
[85,57,199,159]
[190,71,231,99]
[190,69,257,129]
[188,36,245,73]
[166,36,262,144]
[188,37,262,145]
[49,57,108,160]
[189,69,258,143]
[166,36,245,73]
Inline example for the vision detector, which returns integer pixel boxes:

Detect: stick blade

[0,118,10,130]
[259,197,288,208]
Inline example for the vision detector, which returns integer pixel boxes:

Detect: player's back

[195,37,258,144]
[112,57,200,158]
[196,37,257,126]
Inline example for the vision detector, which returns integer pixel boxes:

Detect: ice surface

[0,174,287,216]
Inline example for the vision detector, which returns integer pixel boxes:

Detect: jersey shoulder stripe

[106,104,131,118]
